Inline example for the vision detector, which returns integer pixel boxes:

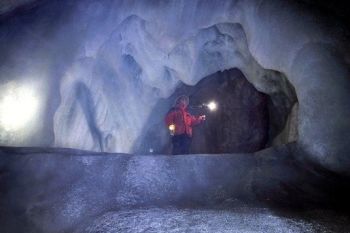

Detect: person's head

[175,95,189,109]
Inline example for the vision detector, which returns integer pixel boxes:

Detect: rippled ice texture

[80,207,350,233]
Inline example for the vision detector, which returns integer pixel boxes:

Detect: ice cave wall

[0,0,349,173]
[0,0,37,15]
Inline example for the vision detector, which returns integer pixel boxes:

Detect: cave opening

[135,68,298,155]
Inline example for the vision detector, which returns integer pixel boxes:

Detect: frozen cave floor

[1,146,350,233]
[77,205,350,233]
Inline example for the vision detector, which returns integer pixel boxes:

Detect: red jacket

[165,107,203,137]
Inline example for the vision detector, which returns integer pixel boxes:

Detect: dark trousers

[172,134,192,155]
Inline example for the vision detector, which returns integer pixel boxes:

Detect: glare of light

[168,124,175,136]
[206,101,217,111]
[169,124,175,131]
[0,85,39,131]
[149,148,154,153]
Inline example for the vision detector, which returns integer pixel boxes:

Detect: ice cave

[0,0,350,232]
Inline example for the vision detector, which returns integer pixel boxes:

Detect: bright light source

[169,124,175,131]
[149,148,154,153]
[206,101,217,111]
[0,85,39,131]
[168,124,176,135]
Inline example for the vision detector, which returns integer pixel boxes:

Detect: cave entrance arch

[134,68,298,155]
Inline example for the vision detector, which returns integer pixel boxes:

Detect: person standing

[165,95,206,154]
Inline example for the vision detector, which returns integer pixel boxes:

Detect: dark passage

[136,69,276,154]
[189,69,269,154]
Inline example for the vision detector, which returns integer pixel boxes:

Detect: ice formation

[0,0,349,173]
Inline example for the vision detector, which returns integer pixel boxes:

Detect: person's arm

[190,115,205,126]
